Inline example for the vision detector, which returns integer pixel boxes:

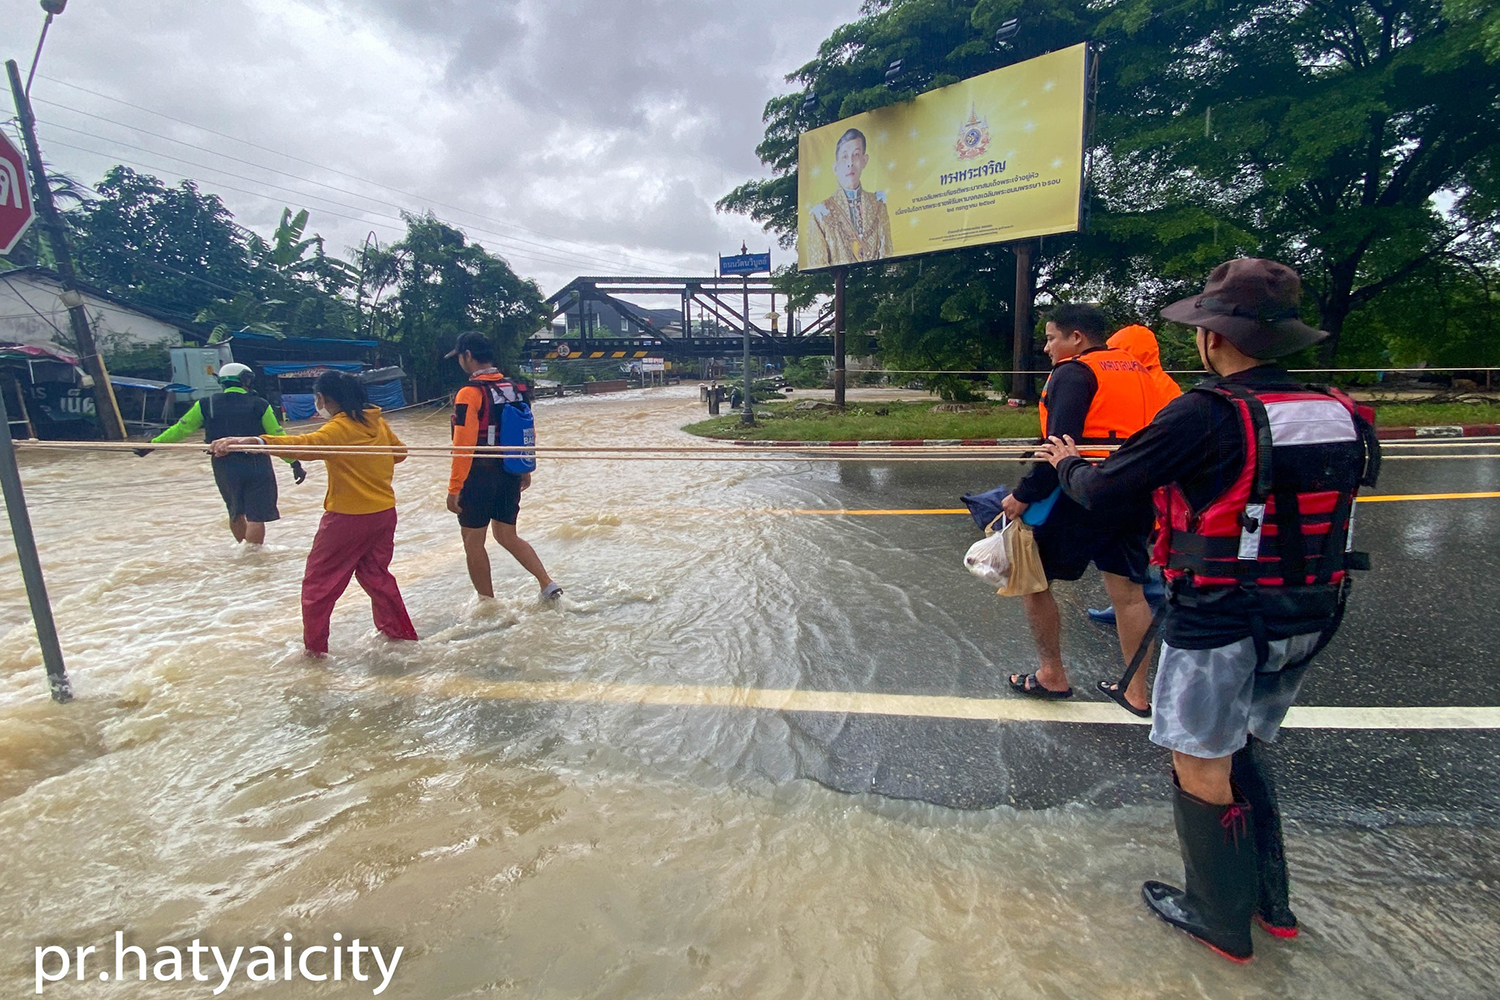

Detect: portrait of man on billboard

[804,128,893,268]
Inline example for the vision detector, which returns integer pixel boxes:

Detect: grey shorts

[1149,632,1322,758]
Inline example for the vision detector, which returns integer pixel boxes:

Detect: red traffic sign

[0,131,36,256]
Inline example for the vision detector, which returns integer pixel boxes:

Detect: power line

[32,101,682,277]
[33,75,690,274]
[34,125,669,277]
[33,132,647,277]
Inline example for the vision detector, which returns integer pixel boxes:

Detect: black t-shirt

[1054,364,1347,647]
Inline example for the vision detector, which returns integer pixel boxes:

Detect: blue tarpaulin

[263,361,363,376]
[364,380,406,409]
[282,393,317,420]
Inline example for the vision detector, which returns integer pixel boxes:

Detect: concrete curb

[724,427,1500,447]
[1375,424,1500,440]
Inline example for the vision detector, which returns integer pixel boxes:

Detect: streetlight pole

[25,2,68,96]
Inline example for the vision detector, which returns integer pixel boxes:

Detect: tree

[72,166,253,323]
[381,213,547,391]
[722,1,1500,367]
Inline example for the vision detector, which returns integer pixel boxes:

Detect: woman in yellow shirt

[212,371,418,655]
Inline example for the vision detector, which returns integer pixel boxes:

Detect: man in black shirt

[1001,304,1158,713]
[1037,259,1378,961]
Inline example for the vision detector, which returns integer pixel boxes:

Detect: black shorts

[1032,495,1151,583]
[456,463,522,529]
[211,455,280,523]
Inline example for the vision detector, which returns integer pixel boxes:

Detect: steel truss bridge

[530,276,870,361]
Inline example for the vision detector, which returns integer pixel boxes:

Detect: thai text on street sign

[720,252,771,276]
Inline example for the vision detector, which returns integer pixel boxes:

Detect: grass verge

[683,399,1500,441]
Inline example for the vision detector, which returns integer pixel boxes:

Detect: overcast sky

[1,0,859,297]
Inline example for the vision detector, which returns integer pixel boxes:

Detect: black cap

[444,331,494,361]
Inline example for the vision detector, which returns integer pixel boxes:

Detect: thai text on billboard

[796,43,1088,272]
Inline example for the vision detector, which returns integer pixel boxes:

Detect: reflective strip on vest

[1152,383,1366,592]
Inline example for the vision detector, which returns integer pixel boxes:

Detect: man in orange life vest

[1037,259,1380,962]
[446,332,562,602]
[1001,304,1160,714]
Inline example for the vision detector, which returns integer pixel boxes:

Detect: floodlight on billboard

[796,43,1089,272]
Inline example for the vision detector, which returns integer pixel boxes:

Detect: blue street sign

[720,252,770,276]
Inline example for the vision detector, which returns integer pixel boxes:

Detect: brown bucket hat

[1160,258,1328,359]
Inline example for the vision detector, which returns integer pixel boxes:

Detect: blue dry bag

[499,400,536,474]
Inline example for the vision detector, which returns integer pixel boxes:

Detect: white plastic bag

[964,523,1011,587]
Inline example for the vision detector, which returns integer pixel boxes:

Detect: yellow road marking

[345,675,1500,730]
[1355,491,1500,503]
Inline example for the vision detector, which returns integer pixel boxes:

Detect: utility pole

[7,59,127,441]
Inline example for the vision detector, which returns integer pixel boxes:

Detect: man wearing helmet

[139,363,305,545]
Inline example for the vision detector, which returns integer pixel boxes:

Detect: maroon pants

[301,508,418,654]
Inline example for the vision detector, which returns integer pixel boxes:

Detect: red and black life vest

[1152,380,1381,594]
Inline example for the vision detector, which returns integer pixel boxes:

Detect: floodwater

[1,387,1496,999]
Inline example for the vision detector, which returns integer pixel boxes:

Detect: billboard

[796,43,1088,272]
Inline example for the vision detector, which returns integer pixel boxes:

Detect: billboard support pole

[833,267,847,408]
[1012,241,1036,402]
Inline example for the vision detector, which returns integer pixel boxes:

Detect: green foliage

[685,399,1042,441]
[73,166,253,324]
[783,355,833,387]
[98,333,173,381]
[6,164,549,393]
[382,213,548,391]
[722,1,1500,370]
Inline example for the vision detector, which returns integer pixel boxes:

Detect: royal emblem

[954,104,991,160]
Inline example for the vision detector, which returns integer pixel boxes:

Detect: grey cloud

[3,0,859,292]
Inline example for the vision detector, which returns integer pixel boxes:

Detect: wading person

[1086,325,1181,625]
[445,332,562,602]
[1002,304,1158,715]
[139,363,305,545]
[212,371,418,656]
[1036,258,1380,961]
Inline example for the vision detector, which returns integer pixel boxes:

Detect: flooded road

[2,387,1497,998]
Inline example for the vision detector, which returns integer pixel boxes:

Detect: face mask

[315,402,331,419]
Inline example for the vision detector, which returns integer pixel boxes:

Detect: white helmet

[217,362,253,385]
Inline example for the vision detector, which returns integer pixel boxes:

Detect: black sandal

[1097,679,1151,718]
[1009,672,1073,699]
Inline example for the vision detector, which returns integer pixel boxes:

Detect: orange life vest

[1037,347,1155,456]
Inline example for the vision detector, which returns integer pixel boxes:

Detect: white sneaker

[541,582,563,601]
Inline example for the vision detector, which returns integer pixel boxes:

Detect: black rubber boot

[1142,775,1258,963]
[1232,738,1299,938]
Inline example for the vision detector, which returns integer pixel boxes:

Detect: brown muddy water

[1,387,1496,999]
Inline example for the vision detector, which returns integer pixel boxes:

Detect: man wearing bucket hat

[138,363,305,545]
[1035,259,1381,962]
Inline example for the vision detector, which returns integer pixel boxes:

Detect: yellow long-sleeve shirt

[259,407,406,514]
